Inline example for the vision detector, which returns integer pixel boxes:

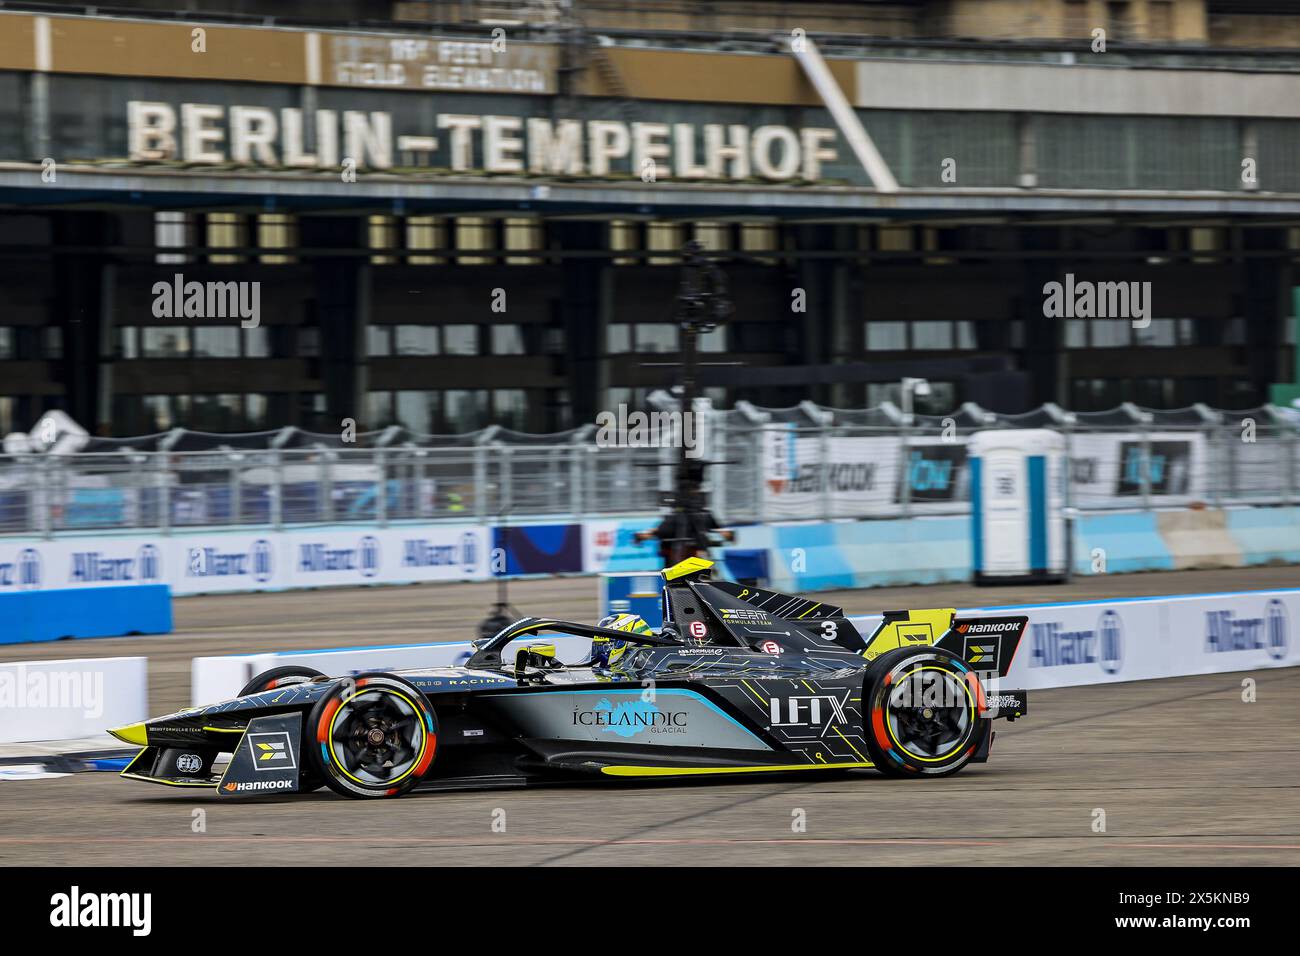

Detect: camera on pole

[634,241,737,567]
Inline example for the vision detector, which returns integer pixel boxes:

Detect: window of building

[443,325,479,356]
[445,389,489,431]
[699,326,727,353]
[912,321,953,350]
[866,321,906,351]
[406,216,446,265]
[504,217,541,265]
[634,323,679,353]
[191,394,246,431]
[298,326,321,358]
[141,394,191,431]
[1134,318,1177,348]
[368,215,397,265]
[693,222,730,254]
[395,325,440,356]
[43,327,63,360]
[395,390,440,434]
[647,222,684,266]
[0,396,13,435]
[243,325,271,358]
[193,327,240,358]
[257,213,297,265]
[0,327,13,359]
[607,323,631,353]
[609,220,639,266]
[455,217,494,265]
[1091,319,1131,348]
[365,391,395,428]
[491,324,525,355]
[141,327,191,358]
[155,211,192,265]
[367,326,393,357]
[493,389,528,430]
[740,221,778,264]
[205,212,246,264]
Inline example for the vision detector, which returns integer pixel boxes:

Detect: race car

[109,556,1029,799]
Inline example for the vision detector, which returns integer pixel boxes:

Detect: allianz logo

[298,536,380,576]
[187,540,273,580]
[69,545,162,584]
[401,533,478,570]
[1029,610,1123,674]
[1205,601,1288,660]
[0,548,42,589]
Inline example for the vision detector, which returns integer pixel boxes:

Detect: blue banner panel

[492,524,584,576]
[0,585,173,644]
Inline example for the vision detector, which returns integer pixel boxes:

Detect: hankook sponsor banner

[761,428,968,519]
[1067,431,1206,506]
[761,427,1207,519]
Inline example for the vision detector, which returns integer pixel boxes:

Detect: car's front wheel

[306,673,438,799]
[862,647,986,778]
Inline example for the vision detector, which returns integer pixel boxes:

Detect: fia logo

[769,694,848,736]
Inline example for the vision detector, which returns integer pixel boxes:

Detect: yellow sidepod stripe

[601,761,873,777]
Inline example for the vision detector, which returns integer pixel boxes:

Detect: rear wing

[936,614,1028,679]
[861,608,1027,679]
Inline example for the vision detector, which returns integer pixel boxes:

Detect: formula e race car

[110,557,1029,799]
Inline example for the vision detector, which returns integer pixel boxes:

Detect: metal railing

[2,402,1297,536]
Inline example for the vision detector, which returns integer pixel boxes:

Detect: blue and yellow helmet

[591,613,654,668]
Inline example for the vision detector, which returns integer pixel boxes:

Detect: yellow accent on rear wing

[861,608,956,659]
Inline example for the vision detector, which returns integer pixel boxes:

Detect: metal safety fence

[1,402,1296,536]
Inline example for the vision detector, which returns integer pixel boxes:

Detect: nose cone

[108,722,148,746]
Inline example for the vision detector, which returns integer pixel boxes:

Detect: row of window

[365,389,563,434]
[0,326,64,361]
[154,211,782,266]
[861,317,1262,352]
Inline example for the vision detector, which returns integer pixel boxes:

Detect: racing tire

[862,647,987,778]
[237,665,329,793]
[306,673,438,799]
[238,665,326,697]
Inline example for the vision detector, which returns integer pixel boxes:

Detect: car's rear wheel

[306,673,438,799]
[862,647,985,778]
[237,666,328,793]
[238,665,325,697]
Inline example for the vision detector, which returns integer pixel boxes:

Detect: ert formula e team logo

[1029,609,1124,675]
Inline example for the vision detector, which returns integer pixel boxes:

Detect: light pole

[899,377,930,516]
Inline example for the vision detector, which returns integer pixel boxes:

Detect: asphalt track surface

[3,566,1299,866]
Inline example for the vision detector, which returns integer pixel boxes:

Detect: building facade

[0,0,1298,437]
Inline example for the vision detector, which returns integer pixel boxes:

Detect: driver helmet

[591,613,654,668]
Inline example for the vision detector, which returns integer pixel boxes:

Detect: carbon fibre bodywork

[111,559,1030,796]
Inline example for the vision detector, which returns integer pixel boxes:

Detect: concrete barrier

[0,585,172,644]
[0,656,148,743]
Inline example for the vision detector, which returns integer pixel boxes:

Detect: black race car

[110,557,1028,799]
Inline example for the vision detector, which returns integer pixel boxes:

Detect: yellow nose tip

[108,722,148,746]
